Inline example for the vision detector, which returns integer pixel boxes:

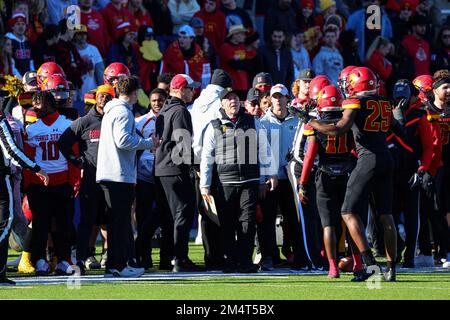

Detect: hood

[159,96,187,116]
[104,98,131,115]
[191,84,223,113]
[87,105,104,118]
[5,32,26,43]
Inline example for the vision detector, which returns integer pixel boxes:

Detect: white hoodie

[190,84,224,163]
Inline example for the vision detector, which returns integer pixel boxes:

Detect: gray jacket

[96,98,154,183]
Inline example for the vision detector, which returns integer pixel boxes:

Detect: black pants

[258,179,306,264]
[193,171,223,267]
[215,183,258,268]
[28,183,72,263]
[77,165,108,261]
[135,178,174,265]
[100,181,135,270]
[159,174,196,262]
[0,174,13,275]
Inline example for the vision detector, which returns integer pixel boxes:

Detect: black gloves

[288,105,311,123]
[409,170,435,198]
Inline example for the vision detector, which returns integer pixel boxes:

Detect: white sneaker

[85,256,101,270]
[253,253,262,265]
[35,259,50,275]
[108,266,145,278]
[443,254,450,268]
[55,261,75,275]
[100,251,108,268]
[415,255,434,267]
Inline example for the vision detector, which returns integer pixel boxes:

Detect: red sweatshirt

[81,9,111,58]
[402,34,431,77]
[219,42,249,91]
[194,7,226,52]
[162,41,206,83]
[101,3,134,44]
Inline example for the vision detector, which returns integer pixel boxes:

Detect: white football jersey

[25,114,72,173]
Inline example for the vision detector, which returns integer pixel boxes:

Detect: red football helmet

[317,85,343,112]
[413,74,433,103]
[43,74,70,100]
[104,62,131,85]
[37,62,66,89]
[338,65,356,97]
[309,75,331,100]
[22,195,32,221]
[346,67,377,96]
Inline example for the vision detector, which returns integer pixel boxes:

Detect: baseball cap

[190,17,204,29]
[252,72,273,89]
[8,12,26,28]
[226,24,247,38]
[246,88,260,102]
[219,87,239,100]
[297,68,315,81]
[170,74,201,89]
[178,25,195,38]
[22,71,38,86]
[270,84,289,97]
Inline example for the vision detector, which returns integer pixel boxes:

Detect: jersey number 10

[39,141,60,161]
[363,100,391,132]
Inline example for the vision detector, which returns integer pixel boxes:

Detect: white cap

[270,84,289,97]
[178,25,195,38]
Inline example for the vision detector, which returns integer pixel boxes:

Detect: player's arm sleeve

[417,115,434,172]
[0,118,40,172]
[300,134,318,185]
[309,101,357,136]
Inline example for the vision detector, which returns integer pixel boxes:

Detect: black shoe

[140,256,153,270]
[290,263,311,272]
[237,264,258,273]
[384,268,396,282]
[0,277,16,286]
[172,259,204,272]
[159,261,173,271]
[351,269,372,282]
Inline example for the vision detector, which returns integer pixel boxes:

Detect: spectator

[245,30,261,85]
[162,25,207,84]
[101,0,134,45]
[392,0,416,44]
[55,19,91,90]
[0,36,14,75]
[24,91,78,276]
[289,30,311,80]
[402,14,431,77]
[312,26,343,84]
[168,0,200,34]
[258,90,272,114]
[128,0,154,29]
[219,24,253,98]
[388,44,415,92]
[220,0,254,32]
[263,0,297,43]
[431,25,450,74]
[200,87,277,273]
[96,76,155,277]
[315,0,339,31]
[339,29,361,67]
[79,0,111,59]
[291,68,315,108]
[345,0,393,63]
[12,0,42,44]
[144,0,174,53]
[252,72,273,93]
[107,22,139,76]
[296,0,316,32]
[47,0,77,25]
[365,36,394,96]
[190,17,216,70]
[5,12,34,77]
[73,25,105,103]
[32,24,60,67]
[257,28,295,89]
[58,84,115,274]
[155,74,202,272]
[415,0,435,42]
[157,72,175,95]
[193,0,227,53]
[244,87,263,117]
[136,26,162,93]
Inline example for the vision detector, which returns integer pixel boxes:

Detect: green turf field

[1,243,449,300]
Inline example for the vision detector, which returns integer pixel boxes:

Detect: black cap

[246,88,260,102]
[211,69,232,88]
[245,30,260,46]
[252,72,273,88]
[219,87,239,100]
[23,71,37,85]
[297,68,315,80]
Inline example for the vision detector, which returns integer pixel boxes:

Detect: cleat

[100,250,108,268]
[35,259,50,276]
[172,258,204,272]
[54,261,75,275]
[108,266,145,277]
[18,252,36,274]
[351,269,372,282]
[85,256,101,270]
[384,268,396,282]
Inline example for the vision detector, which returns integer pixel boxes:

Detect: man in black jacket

[58,84,115,273]
[257,28,294,89]
[155,74,202,272]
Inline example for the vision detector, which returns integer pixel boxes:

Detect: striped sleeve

[0,117,40,172]
[342,98,361,110]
